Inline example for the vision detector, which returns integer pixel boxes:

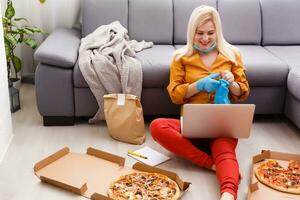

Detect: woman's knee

[149,118,167,140]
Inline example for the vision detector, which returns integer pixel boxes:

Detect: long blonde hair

[173,5,238,65]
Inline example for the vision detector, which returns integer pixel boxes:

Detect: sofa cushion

[34,28,81,68]
[260,0,300,45]
[287,68,300,100]
[218,0,261,45]
[175,45,289,86]
[137,45,176,88]
[74,45,176,88]
[128,0,173,44]
[173,0,216,44]
[264,46,300,69]
[235,45,289,87]
[82,0,128,37]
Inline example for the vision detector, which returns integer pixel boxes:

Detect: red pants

[150,118,239,199]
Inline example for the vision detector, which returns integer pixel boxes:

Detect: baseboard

[21,73,35,84]
[0,134,14,164]
[43,116,75,126]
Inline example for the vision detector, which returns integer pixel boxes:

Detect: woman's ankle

[211,164,216,171]
[220,192,235,200]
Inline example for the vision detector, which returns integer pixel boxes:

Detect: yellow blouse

[167,51,250,106]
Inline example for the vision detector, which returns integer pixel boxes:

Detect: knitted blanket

[78,21,153,123]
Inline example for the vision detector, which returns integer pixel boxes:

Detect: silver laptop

[181,104,255,138]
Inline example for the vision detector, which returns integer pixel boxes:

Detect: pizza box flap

[253,150,300,164]
[91,193,112,200]
[34,147,70,172]
[266,150,300,161]
[40,175,88,195]
[132,162,191,191]
[86,147,125,166]
[249,182,259,193]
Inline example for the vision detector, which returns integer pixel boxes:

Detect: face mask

[193,42,217,54]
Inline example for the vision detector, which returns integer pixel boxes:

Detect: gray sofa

[34,0,300,128]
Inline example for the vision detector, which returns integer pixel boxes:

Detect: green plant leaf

[21,28,34,35]
[39,0,46,3]
[4,41,12,61]
[23,38,38,49]
[4,33,18,46]
[2,17,9,24]
[25,26,43,33]
[18,32,24,43]
[12,55,22,73]
[14,17,29,23]
[5,1,15,19]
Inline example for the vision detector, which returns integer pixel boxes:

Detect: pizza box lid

[34,147,191,200]
[247,150,300,200]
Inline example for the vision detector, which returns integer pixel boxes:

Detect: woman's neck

[199,49,218,57]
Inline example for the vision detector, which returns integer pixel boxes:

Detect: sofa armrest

[34,28,81,68]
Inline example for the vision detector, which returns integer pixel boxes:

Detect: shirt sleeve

[230,51,250,101]
[166,58,189,105]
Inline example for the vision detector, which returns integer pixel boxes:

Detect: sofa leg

[43,116,75,126]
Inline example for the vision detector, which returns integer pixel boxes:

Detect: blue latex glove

[214,79,231,104]
[195,73,220,93]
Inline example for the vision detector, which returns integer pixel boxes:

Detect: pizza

[255,159,300,194]
[108,172,181,200]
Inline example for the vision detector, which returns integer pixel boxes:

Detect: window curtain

[1,0,81,79]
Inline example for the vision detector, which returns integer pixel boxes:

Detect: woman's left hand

[220,70,234,85]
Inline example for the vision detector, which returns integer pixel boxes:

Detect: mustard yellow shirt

[167,51,250,106]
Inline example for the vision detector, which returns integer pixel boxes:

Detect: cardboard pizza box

[34,147,191,200]
[247,150,300,200]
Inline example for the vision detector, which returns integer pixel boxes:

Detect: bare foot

[238,173,243,184]
[211,164,216,171]
[220,192,234,200]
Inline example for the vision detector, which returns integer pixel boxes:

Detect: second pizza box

[34,147,191,200]
[247,150,300,200]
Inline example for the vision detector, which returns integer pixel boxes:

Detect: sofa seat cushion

[137,45,175,88]
[237,45,289,86]
[175,45,289,87]
[74,45,176,88]
[264,46,300,69]
[287,68,300,100]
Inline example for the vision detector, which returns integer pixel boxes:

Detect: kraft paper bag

[103,94,145,145]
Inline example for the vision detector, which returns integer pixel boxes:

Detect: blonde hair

[173,5,238,65]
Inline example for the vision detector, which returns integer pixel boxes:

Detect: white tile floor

[0,84,299,200]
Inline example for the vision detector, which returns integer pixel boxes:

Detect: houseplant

[2,0,45,88]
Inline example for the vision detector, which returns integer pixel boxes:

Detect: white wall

[1,0,81,79]
[0,8,14,163]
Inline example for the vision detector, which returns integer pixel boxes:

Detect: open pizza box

[247,150,300,200]
[34,147,191,199]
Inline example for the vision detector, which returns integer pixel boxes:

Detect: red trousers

[150,118,239,199]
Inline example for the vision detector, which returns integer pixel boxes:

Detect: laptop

[181,104,255,138]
